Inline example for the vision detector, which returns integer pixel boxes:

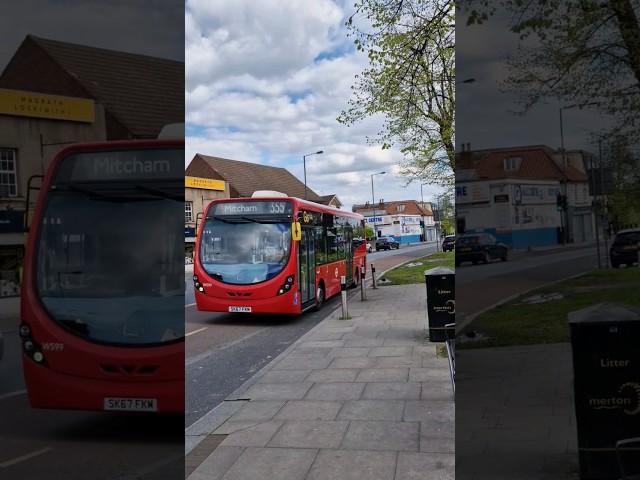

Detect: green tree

[354,225,375,239]
[339,0,455,187]
[464,0,640,136]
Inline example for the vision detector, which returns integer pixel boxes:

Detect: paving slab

[337,400,405,421]
[396,452,454,480]
[306,449,397,480]
[275,400,343,421]
[305,382,366,401]
[220,447,318,480]
[188,446,245,480]
[341,420,420,452]
[356,367,409,383]
[243,382,313,401]
[306,368,359,383]
[363,382,422,400]
[220,420,283,447]
[268,420,349,449]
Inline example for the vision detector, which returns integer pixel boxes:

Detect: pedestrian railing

[444,322,455,400]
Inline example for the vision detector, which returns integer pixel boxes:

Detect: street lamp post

[302,150,323,200]
[370,171,386,239]
[420,183,429,242]
[559,102,600,245]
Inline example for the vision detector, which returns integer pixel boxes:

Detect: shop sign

[0,88,94,123]
[456,182,490,204]
[185,176,226,191]
[0,211,24,233]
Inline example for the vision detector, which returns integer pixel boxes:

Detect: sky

[0,0,184,67]
[456,7,613,156]
[185,0,444,211]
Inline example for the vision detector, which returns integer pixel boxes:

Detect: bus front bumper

[195,288,301,315]
[23,359,184,413]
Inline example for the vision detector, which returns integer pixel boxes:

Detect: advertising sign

[456,183,490,204]
[0,88,94,123]
[185,176,226,191]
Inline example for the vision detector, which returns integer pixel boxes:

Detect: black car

[442,235,456,252]
[455,233,508,266]
[375,236,400,251]
[610,229,640,268]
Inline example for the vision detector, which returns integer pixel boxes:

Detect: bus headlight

[23,340,34,352]
[194,275,206,294]
[277,275,295,295]
[19,323,31,338]
[33,351,45,363]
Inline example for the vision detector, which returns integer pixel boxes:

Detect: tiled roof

[353,199,433,216]
[1,35,183,138]
[187,154,324,201]
[457,146,588,182]
[319,194,342,206]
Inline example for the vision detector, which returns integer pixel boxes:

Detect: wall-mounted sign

[185,176,226,191]
[0,211,25,233]
[456,182,490,204]
[366,216,384,224]
[514,183,561,204]
[494,194,510,203]
[0,88,94,123]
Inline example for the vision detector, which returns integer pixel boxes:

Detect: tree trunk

[610,0,640,87]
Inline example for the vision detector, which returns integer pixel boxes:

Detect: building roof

[352,199,433,216]
[457,145,588,182]
[186,154,324,202]
[319,194,342,207]
[0,35,183,138]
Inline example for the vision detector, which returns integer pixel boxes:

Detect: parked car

[442,235,456,252]
[366,240,372,253]
[610,228,640,268]
[376,236,400,251]
[455,233,508,266]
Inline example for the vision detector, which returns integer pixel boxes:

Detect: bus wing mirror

[292,221,301,241]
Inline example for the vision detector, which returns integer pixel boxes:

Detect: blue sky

[185,0,444,211]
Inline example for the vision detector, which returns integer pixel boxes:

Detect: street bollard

[371,263,377,289]
[340,275,349,319]
[360,269,367,301]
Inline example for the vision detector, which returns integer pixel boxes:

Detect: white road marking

[0,447,52,468]
[0,389,27,401]
[186,327,207,337]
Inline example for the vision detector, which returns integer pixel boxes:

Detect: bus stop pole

[340,276,349,319]
[371,264,377,289]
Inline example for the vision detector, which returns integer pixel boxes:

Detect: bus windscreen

[34,149,184,346]
[199,218,292,285]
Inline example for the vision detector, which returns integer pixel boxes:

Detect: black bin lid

[424,267,454,277]
[568,303,640,325]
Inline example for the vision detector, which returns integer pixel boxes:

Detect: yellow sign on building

[185,176,226,191]
[0,88,95,123]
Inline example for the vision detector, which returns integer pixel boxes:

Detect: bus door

[298,227,316,305]
[345,226,353,282]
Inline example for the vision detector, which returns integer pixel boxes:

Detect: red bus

[193,194,366,314]
[20,139,184,412]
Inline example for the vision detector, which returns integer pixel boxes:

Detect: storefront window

[0,246,23,297]
[0,149,18,197]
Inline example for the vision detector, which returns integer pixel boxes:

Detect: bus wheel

[314,284,325,311]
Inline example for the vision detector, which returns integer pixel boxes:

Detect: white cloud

[185,0,445,210]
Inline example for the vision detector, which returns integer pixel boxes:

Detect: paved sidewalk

[0,296,20,332]
[187,284,454,480]
[457,343,578,480]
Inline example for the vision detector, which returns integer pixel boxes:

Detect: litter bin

[569,303,640,479]
[424,267,455,342]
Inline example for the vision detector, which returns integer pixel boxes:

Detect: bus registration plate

[104,397,157,412]
[229,306,252,313]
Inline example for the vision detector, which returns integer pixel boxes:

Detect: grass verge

[380,251,455,285]
[460,267,640,349]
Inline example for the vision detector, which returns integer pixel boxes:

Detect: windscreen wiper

[133,184,183,202]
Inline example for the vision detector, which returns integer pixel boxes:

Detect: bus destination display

[213,201,293,216]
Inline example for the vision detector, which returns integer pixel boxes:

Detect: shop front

[0,210,25,297]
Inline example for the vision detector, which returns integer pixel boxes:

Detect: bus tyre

[314,284,325,311]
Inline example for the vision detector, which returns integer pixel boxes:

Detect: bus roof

[208,196,363,220]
